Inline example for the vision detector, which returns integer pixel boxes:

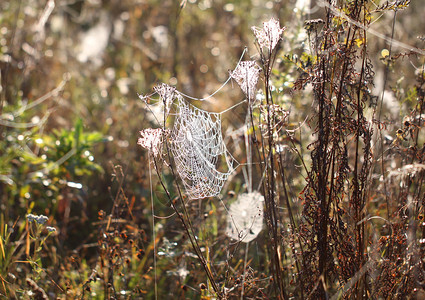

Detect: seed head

[46,226,56,233]
[27,214,36,223]
[251,18,285,51]
[137,128,167,157]
[153,83,176,117]
[229,61,261,103]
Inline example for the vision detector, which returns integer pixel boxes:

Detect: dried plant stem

[277,153,305,300]
[152,151,223,299]
[260,46,287,299]
[240,242,249,300]
[148,155,158,300]
[377,10,398,221]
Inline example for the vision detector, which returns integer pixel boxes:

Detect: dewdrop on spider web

[251,17,285,51]
[226,191,264,243]
[169,96,238,199]
[229,61,261,104]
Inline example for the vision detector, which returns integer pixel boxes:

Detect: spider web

[153,83,176,118]
[170,96,238,199]
[226,191,264,243]
[229,61,261,103]
[251,17,285,51]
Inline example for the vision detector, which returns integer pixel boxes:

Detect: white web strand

[170,96,238,199]
[226,191,264,243]
[178,47,248,101]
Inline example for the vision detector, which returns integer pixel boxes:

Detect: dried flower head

[46,226,56,233]
[27,214,49,225]
[36,215,49,225]
[137,128,167,157]
[304,18,324,31]
[229,61,261,103]
[153,83,176,117]
[251,18,285,51]
[27,214,36,223]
